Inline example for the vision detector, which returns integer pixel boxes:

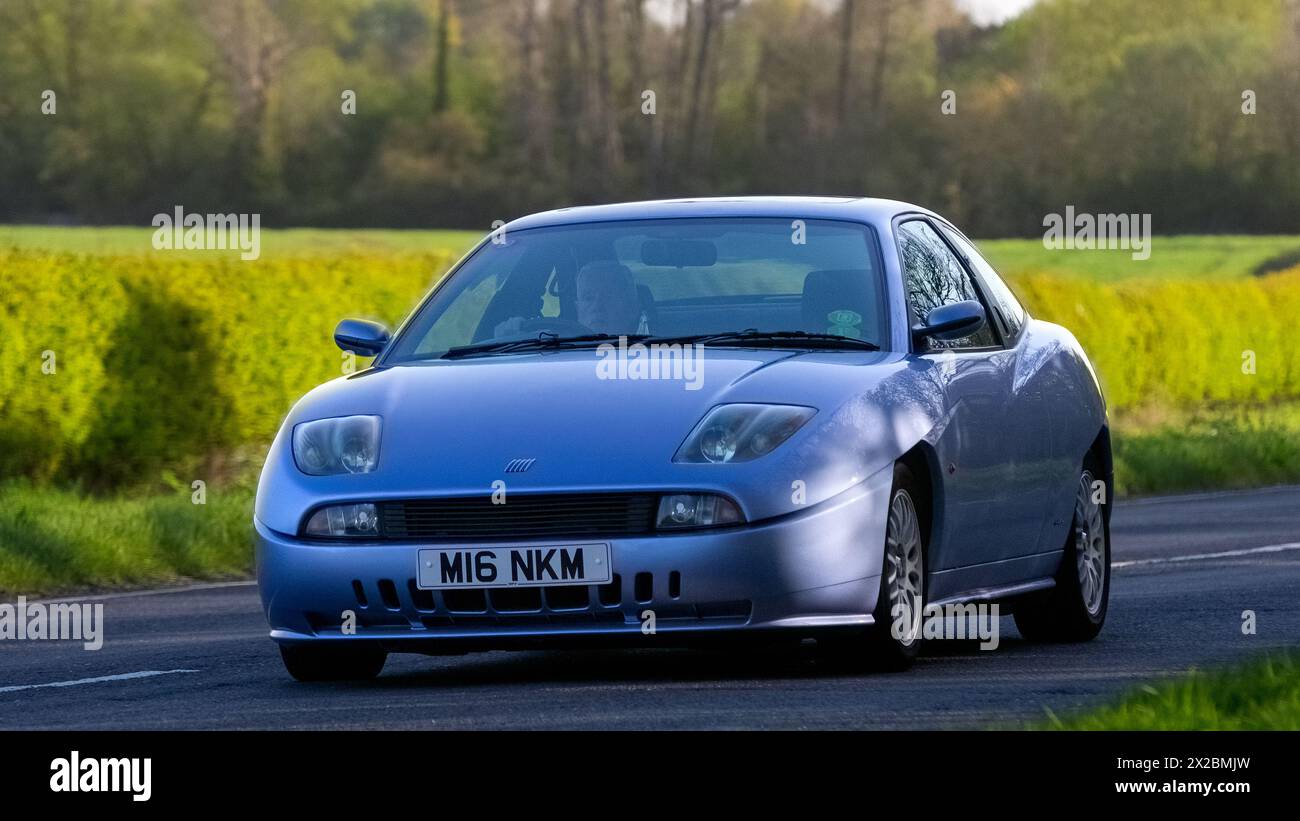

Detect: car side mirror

[912,300,986,347]
[334,318,391,357]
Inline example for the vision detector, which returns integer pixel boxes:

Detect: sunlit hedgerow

[1011,269,1300,411]
[4,250,1300,492]
[0,250,454,488]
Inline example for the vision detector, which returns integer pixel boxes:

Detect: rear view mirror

[912,300,986,347]
[641,239,717,267]
[334,318,391,357]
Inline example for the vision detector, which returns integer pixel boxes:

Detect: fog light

[656,494,743,529]
[304,503,380,538]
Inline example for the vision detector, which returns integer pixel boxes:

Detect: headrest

[801,269,876,339]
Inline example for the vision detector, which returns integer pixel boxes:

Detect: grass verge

[1038,652,1300,730]
[1113,403,1300,496]
[0,481,254,596]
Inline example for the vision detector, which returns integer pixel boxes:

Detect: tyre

[278,644,388,682]
[1013,458,1110,642]
[820,462,926,671]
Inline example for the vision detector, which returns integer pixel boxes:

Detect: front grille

[377,493,659,540]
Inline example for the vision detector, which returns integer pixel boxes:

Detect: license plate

[416,544,611,590]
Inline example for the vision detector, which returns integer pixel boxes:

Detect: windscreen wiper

[642,329,881,351]
[441,333,648,359]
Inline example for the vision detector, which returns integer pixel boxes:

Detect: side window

[939,226,1026,339]
[896,219,998,350]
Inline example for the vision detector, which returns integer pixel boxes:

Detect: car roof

[502,196,941,232]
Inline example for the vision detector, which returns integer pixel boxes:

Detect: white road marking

[0,669,200,694]
[1113,542,1300,569]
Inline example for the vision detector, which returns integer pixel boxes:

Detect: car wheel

[866,464,926,669]
[822,463,925,671]
[278,644,388,682]
[1013,459,1110,642]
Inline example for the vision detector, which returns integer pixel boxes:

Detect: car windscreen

[381,217,887,362]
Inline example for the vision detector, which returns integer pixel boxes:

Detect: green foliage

[0,225,481,257]
[0,248,454,487]
[1113,403,1300,496]
[6,228,1300,489]
[1013,270,1300,411]
[0,480,254,595]
[3,1,1300,233]
[982,235,1300,282]
[1037,651,1300,730]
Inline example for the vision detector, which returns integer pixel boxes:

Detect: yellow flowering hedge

[1012,269,1300,411]
[3,247,1298,487]
[0,250,452,485]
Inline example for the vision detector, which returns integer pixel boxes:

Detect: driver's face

[576,267,640,334]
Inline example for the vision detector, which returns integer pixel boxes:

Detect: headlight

[303,503,380,537]
[656,494,744,529]
[674,404,815,464]
[292,415,381,476]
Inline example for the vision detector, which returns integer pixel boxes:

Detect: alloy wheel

[885,488,924,645]
[1074,470,1107,616]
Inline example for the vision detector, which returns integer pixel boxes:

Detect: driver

[495,260,648,337]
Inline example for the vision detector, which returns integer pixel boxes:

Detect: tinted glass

[897,219,997,349]
[939,225,1026,338]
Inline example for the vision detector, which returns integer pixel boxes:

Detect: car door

[936,223,1062,560]
[895,218,1037,573]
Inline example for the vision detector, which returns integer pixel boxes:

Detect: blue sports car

[255,197,1112,680]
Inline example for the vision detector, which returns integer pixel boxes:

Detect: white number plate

[416,544,611,590]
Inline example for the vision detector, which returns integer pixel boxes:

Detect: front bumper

[256,466,892,652]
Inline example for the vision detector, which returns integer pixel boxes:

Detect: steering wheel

[515,317,592,336]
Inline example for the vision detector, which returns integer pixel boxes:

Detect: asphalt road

[2,486,1298,730]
